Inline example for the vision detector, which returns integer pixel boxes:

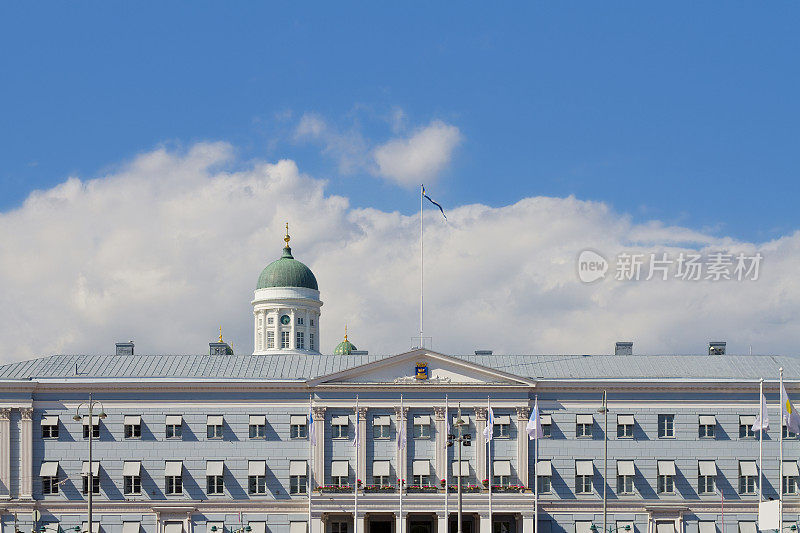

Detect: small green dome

[334,336,357,355]
[256,245,318,290]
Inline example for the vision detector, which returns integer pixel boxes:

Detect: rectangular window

[41,416,59,439]
[540,414,552,438]
[331,523,347,533]
[207,475,224,495]
[249,475,266,494]
[617,475,634,494]
[373,416,390,439]
[493,475,510,487]
[83,424,100,439]
[82,475,100,495]
[576,475,592,494]
[310,319,315,327]
[332,416,349,439]
[124,416,141,439]
[332,461,349,487]
[332,475,347,487]
[296,332,305,349]
[577,414,593,438]
[166,475,182,495]
[658,475,674,493]
[658,415,675,438]
[783,461,799,494]
[207,416,224,439]
[783,425,798,439]
[165,415,182,439]
[267,317,274,325]
[249,415,266,439]
[740,416,756,439]
[309,333,315,351]
[297,317,304,325]
[413,415,432,439]
[617,415,634,439]
[267,331,275,349]
[739,461,757,495]
[699,415,716,438]
[42,477,59,495]
[699,475,716,494]
[537,475,551,494]
[290,415,308,439]
[281,331,290,349]
[616,461,635,495]
[374,475,390,486]
[493,415,511,438]
[291,461,308,493]
[412,474,428,486]
[124,475,141,495]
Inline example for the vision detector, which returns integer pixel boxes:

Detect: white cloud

[372,120,462,187]
[293,113,369,174]
[1,143,799,365]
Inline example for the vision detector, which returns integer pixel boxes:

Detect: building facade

[1,235,799,533]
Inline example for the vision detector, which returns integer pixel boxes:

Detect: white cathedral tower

[252,226,322,354]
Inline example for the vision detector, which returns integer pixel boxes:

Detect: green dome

[256,245,318,290]
[334,337,357,355]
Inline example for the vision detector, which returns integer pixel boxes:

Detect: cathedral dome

[256,243,318,291]
[334,334,357,355]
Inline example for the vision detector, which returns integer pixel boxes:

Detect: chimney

[475,350,493,355]
[115,341,134,356]
[708,341,726,355]
[614,342,633,356]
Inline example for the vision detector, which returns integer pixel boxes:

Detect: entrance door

[410,522,432,533]
[449,519,473,533]
[371,522,392,533]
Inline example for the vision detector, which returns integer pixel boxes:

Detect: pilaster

[357,406,367,483]
[475,407,487,483]
[313,406,327,486]
[516,406,531,488]
[479,514,491,533]
[0,408,10,499]
[20,407,33,499]
[434,406,447,486]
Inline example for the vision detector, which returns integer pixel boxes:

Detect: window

[331,523,347,533]
[207,416,223,439]
[309,333,315,351]
[207,461,224,495]
[165,461,183,495]
[617,461,635,495]
[739,460,757,494]
[331,460,349,487]
[291,415,308,439]
[413,415,431,439]
[540,414,552,438]
[297,317,304,325]
[699,461,716,494]
[536,460,551,493]
[81,462,100,495]
[41,416,59,439]
[576,414,593,438]
[740,416,756,439]
[332,416,349,439]
[248,461,267,494]
[658,415,675,438]
[165,415,182,439]
[374,460,391,486]
[493,415,511,438]
[575,460,593,494]
[40,462,59,495]
[267,317,274,325]
[783,461,799,494]
[412,460,429,486]
[290,475,307,494]
[373,415,390,439]
[412,474,428,486]
[123,462,141,495]
[699,415,716,439]
[493,461,511,487]
[249,415,266,439]
[296,332,305,349]
[617,415,634,439]
[124,416,141,439]
[281,331,290,349]
[267,331,275,349]
[657,461,675,494]
[83,418,100,439]
[783,425,798,439]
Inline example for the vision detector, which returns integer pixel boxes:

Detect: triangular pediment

[308,349,535,387]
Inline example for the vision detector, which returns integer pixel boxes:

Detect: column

[0,408,10,499]
[20,407,33,499]
[290,309,296,349]
[357,406,367,483]
[474,407,487,484]
[357,516,367,533]
[311,518,324,533]
[313,406,327,485]
[437,514,448,533]
[434,406,447,485]
[254,312,259,351]
[516,406,530,488]
[522,515,534,533]
[479,515,491,533]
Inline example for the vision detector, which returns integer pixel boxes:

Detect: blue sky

[2,3,799,241]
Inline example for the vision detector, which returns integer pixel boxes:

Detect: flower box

[448,484,482,493]
[407,485,439,494]
[364,485,397,493]
[319,485,354,493]
[491,485,525,493]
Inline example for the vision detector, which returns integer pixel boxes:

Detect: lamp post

[590,524,630,533]
[73,393,107,533]
[597,391,608,533]
[454,403,467,533]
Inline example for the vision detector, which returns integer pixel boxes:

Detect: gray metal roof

[0,353,798,381]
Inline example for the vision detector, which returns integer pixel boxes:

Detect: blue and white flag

[527,397,544,440]
[397,418,407,450]
[483,406,494,444]
[422,185,447,220]
[352,408,360,448]
[308,405,316,446]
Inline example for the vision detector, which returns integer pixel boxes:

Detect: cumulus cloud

[1,143,799,364]
[372,120,462,187]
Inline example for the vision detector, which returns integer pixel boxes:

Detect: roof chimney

[614,342,633,356]
[708,341,726,355]
[115,341,134,356]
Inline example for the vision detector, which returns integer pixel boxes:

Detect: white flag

[352,409,360,448]
[397,419,406,449]
[483,406,494,444]
[308,406,316,446]
[752,390,770,432]
[527,397,544,440]
[782,383,800,434]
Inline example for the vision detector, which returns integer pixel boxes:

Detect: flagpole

[445,394,449,529]
[355,395,359,533]
[759,378,764,502]
[309,393,313,533]
[780,368,784,526]
[534,396,538,533]
[420,184,424,345]
[400,393,404,533]
[487,396,492,532]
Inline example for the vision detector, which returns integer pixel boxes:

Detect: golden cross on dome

[284,222,290,247]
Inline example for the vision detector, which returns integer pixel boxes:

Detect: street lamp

[448,403,471,533]
[590,524,630,533]
[73,393,107,533]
